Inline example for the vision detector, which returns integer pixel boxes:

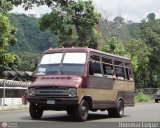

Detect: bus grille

[34,87,70,97]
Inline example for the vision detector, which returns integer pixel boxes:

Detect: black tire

[67,109,75,118]
[75,99,89,122]
[155,99,158,103]
[115,100,124,118]
[107,108,115,117]
[108,108,115,118]
[108,100,124,118]
[29,103,43,119]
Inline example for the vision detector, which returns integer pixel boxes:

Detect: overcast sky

[93,0,160,22]
[12,0,160,22]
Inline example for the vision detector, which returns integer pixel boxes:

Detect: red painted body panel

[30,75,83,88]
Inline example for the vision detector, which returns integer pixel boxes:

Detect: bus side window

[89,54,102,77]
[103,64,114,78]
[93,61,102,77]
[115,67,125,80]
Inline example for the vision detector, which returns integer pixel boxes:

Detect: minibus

[27,47,135,121]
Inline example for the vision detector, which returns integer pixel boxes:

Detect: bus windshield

[35,52,86,76]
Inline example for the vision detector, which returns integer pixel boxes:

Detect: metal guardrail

[0,79,31,106]
[0,79,31,87]
[3,71,33,77]
[135,88,160,96]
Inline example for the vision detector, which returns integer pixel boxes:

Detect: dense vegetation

[8,14,54,72]
[1,0,160,88]
[0,1,17,76]
[9,14,54,53]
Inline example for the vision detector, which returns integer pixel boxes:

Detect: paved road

[0,103,160,128]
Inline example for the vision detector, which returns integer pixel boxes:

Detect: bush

[135,92,152,102]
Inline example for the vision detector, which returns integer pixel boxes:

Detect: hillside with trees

[8,14,55,72]
[9,14,54,53]
[1,0,160,89]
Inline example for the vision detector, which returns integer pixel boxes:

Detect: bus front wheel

[29,103,43,119]
[75,99,89,122]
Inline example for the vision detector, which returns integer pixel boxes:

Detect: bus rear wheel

[108,100,124,118]
[75,99,89,122]
[29,103,43,119]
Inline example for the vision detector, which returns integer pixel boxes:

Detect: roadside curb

[0,105,29,111]
[135,100,155,105]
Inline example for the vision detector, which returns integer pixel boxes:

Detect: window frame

[88,51,134,81]
[89,53,103,77]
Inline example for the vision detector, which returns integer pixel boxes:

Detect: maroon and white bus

[27,47,135,121]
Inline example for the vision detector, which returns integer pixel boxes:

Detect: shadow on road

[42,113,109,122]
[23,113,129,122]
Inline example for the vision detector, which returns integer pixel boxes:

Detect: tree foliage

[141,18,160,87]
[146,13,156,21]
[0,0,13,13]
[39,0,99,48]
[0,13,16,50]
[0,13,17,76]
[8,14,55,71]
[113,16,124,27]
[101,37,150,88]
[124,39,150,88]
[9,14,54,53]
[2,0,160,88]
[18,53,40,71]
[101,37,125,56]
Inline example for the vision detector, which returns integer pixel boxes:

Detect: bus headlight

[68,88,77,97]
[28,88,36,96]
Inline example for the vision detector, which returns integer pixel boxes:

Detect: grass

[135,92,153,103]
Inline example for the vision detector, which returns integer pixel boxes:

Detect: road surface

[0,103,160,128]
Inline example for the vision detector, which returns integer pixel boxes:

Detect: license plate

[47,100,55,104]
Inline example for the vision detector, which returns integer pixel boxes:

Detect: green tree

[9,14,54,53]
[113,16,124,27]
[101,38,138,72]
[0,13,17,76]
[141,19,160,87]
[39,0,99,48]
[101,37,126,56]
[126,22,141,39]
[11,0,74,9]
[18,53,40,71]
[124,39,150,88]
[146,13,155,21]
[101,38,150,88]
[0,13,16,51]
[0,0,13,13]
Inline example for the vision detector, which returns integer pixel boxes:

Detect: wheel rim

[119,102,124,116]
[81,105,88,118]
[119,107,124,116]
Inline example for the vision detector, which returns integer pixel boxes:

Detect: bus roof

[44,47,130,61]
